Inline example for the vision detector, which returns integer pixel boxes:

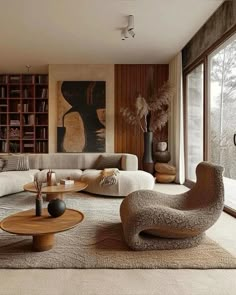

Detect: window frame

[183,25,236,217]
[184,60,206,182]
[183,25,236,181]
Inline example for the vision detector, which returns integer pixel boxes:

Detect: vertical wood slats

[115,64,169,169]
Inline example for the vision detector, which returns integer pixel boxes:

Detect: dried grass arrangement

[34,176,43,199]
[121,81,174,133]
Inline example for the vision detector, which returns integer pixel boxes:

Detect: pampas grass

[121,81,174,132]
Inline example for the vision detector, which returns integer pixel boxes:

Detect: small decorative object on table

[60,179,75,185]
[34,176,43,216]
[47,169,57,186]
[46,169,57,201]
[157,141,167,152]
[48,199,66,218]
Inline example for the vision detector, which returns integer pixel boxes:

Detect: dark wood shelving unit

[0,74,48,153]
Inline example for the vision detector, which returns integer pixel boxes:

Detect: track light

[128,29,135,38]
[127,15,134,31]
[121,30,125,40]
[124,27,129,38]
[121,15,135,40]
[121,28,129,40]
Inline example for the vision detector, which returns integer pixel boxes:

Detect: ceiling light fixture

[128,29,135,38]
[124,27,129,38]
[25,65,31,73]
[127,15,134,31]
[121,15,135,40]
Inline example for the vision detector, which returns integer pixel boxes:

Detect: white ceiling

[0,0,223,73]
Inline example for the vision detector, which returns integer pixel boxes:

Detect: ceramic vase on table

[35,194,43,216]
[47,169,57,186]
[142,131,154,174]
[154,141,170,163]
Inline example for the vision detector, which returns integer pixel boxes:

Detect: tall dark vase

[35,197,43,216]
[142,131,154,174]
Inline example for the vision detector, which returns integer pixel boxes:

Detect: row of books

[10,119,20,126]
[0,141,8,152]
[1,86,6,98]
[40,88,48,99]
[3,115,47,126]
[0,87,47,99]
[38,127,47,139]
[36,141,48,153]
[7,103,48,113]
[0,75,48,84]
[0,128,48,138]
[23,114,35,125]
[17,103,32,112]
[24,131,34,139]
[38,101,48,112]
[0,127,7,139]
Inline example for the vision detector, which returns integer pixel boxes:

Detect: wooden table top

[0,208,84,236]
[24,181,88,194]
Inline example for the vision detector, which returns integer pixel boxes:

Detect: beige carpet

[0,192,236,269]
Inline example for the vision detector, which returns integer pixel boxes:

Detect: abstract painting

[57,81,106,152]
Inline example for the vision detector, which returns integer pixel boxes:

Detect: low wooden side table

[0,208,84,252]
[24,181,88,201]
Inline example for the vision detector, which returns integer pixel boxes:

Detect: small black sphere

[48,199,66,217]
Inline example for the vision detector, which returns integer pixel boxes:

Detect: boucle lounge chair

[120,162,224,250]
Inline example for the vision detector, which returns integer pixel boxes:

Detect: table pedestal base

[33,233,55,252]
[46,193,64,202]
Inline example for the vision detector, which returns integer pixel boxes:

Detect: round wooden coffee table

[24,181,88,201]
[0,208,84,252]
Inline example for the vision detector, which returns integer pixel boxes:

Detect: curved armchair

[120,162,224,250]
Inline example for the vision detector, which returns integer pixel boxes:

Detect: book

[24,144,34,147]
[28,114,35,125]
[10,120,20,126]
[1,87,5,98]
[60,179,75,185]
[41,88,46,98]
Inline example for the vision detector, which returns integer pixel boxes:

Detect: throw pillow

[4,155,30,171]
[0,158,6,171]
[94,155,122,170]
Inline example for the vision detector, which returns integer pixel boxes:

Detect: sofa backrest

[28,153,138,171]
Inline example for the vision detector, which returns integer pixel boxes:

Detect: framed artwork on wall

[57,81,106,152]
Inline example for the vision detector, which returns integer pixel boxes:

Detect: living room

[0,0,236,294]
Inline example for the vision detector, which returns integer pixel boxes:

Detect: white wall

[48,64,114,153]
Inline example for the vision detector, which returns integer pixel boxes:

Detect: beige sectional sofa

[0,169,39,197]
[0,153,155,197]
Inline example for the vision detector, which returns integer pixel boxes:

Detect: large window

[185,64,204,181]
[184,32,236,213]
[209,33,236,211]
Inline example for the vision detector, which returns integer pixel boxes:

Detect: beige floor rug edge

[0,192,236,269]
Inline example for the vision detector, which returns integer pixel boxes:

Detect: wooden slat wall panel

[115,64,169,168]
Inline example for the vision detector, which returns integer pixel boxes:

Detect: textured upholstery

[28,153,138,171]
[120,162,224,250]
[0,170,39,197]
[80,169,155,197]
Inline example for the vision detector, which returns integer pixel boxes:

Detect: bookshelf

[0,74,48,153]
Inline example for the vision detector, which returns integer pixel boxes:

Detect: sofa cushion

[4,155,30,171]
[94,155,122,170]
[0,169,39,197]
[0,158,6,171]
[80,169,155,197]
[27,153,138,171]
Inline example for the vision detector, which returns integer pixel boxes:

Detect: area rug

[0,192,236,269]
